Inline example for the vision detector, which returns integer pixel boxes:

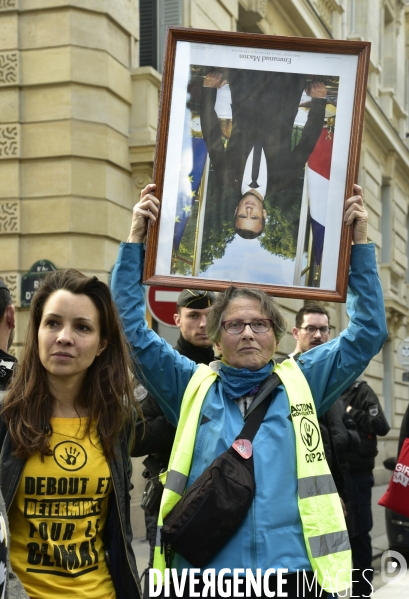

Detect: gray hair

[206,286,287,343]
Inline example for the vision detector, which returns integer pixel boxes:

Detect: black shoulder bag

[161,373,282,568]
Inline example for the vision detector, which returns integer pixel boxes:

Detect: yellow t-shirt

[9,418,116,599]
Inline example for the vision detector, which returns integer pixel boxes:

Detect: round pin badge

[232,439,253,459]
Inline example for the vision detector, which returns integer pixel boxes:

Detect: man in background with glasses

[291,303,331,354]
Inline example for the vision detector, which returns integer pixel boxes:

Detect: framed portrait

[143,27,370,302]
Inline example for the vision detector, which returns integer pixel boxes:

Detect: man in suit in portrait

[200,68,327,239]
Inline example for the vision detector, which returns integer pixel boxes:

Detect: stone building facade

[1,0,408,538]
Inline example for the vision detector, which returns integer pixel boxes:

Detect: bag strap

[244,372,282,420]
[236,373,282,443]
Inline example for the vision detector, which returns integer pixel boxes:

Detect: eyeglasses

[222,319,273,335]
[299,326,330,335]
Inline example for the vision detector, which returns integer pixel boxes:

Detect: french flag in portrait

[307,128,334,265]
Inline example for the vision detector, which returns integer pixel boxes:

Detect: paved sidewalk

[372,570,409,597]
[371,481,409,598]
[371,483,389,558]
[132,537,150,575]
[371,483,389,594]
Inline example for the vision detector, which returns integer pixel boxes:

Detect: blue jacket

[111,242,387,575]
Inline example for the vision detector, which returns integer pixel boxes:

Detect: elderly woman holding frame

[111,183,387,599]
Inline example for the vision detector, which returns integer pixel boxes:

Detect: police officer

[340,380,390,597]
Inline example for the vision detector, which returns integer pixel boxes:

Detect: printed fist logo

[300,417,320,452]
[53,441,87,471]
[62,446,80,465]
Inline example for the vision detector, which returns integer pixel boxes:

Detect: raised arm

[127,182,159,243]
[298,185,388,414]
[111,184,197,426]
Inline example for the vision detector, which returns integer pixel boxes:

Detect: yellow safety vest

[153,359,351,593]
[277,358,351,593]
[153,364,217,583]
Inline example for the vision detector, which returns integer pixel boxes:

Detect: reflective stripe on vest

[298,474,337,499]
[165,470,188,495]
[274,357,351,593]
[309,530,351,558]
[153,364,217,580]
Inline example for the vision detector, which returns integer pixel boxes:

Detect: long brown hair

[2,269,141,460]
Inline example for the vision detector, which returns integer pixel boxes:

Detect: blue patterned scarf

[219,361,273,401]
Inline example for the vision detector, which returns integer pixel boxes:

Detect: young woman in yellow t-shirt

[1,269,142,599]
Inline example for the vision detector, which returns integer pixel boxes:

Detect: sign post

[146,286,184,327]
[21,260,57,307]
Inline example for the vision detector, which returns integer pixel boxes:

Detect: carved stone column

[239,0,267,28]
[0,0,141,358]
[0,0,20,356]
[385,304,406,339]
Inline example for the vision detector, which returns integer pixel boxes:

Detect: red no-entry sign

[146,286,184,327]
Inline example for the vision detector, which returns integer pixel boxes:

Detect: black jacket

[319,399,361,475]
[0,421,141,599]
[319,398,360,536]
[132,335,215,463]
[174,335,214,366]
[340,380,390,474]
[0,350,17,393]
